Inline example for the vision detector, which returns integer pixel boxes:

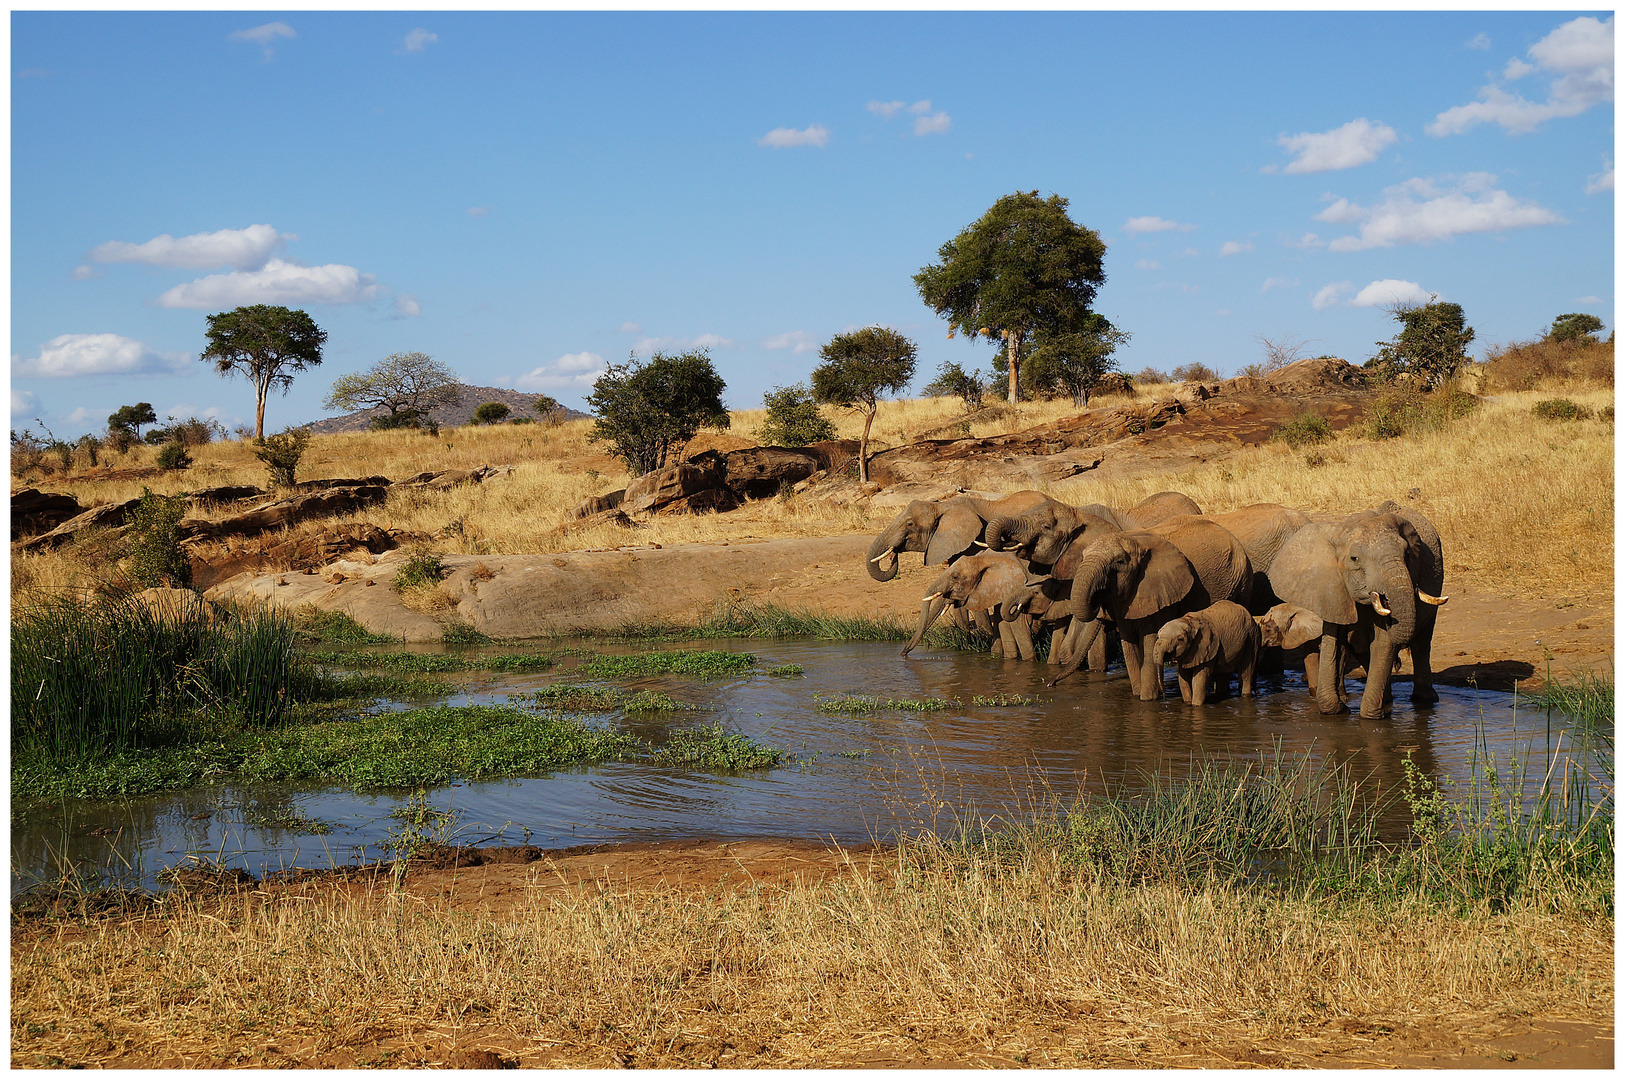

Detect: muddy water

[11,639,1611,895]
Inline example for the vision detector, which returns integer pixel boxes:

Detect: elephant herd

[865,490,1447,720]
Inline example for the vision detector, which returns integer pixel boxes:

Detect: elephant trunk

[984,515,1024,554]
[1048,617,1103,686]
[1374,554,1418,648]
[867,531,901,582]
[901,595,949,657]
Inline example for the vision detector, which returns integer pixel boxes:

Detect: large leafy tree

[107,402,157,438]
[1019,315,1131,407]
[914,191,1107,404]
[200,305,327,440]
[811,326,917,483]
[1369,298,1475,390]
[1547,312,1606,343]
[324,351,463,430]
[587,349,730,476]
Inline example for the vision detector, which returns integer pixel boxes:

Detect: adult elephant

[865,490,1048,581]
[1203,503,1313,614]
[1269,501,1445,719]
[901,552,1035,659]
[1043,515,1253,697]
[1125,490,1204,528]
[998,579,1116,671]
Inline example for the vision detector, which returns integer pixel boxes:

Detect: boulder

[11,488,83,539]
[187,485,265,505]
[721,446,822,499]
[1093,372,1136,398]
[567,489,626,520]
[623,453,726,513]
[182,486,390,540]
[17,498,142,551]
[293,476,393,492]
[555,507,636,535]
[188,522,398,588]
[656,488,742,516]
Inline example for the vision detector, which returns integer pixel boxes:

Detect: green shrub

[251,426,312,487]
[393,551,445,592]
[1362,387,1479,440]
[1531,397,1592,421]
[1270,412,1332,449]
[754,383,837,446]
[441,621,492,645]
[126,489,191,588]
[154,441,191,471]
[472,401,511,425]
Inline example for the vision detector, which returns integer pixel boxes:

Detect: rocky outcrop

[610,442,862,515]
[567,489,626,520]
[623,453,727,513]
[17,498,143,551]
[723,447,823,498]
[180,486,391,541]
[188,522,399,588]
[11,489,84,539]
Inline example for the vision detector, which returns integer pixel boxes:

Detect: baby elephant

[1153,601,1261,705]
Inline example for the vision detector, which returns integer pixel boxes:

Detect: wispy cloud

[156,259,381,308]
[1430,15,1614,135]
[618,322,642,334]
[393,295,421,318]
[1314,173,1562,251]
[229,21,295,60]
[1311,282,1353,311]
[763,330,816,354]
[1260,276,1298,294]
[14,333,191,378]
[866,100,906,119]
[1219,241,1254,256]
[87,224,291,271]
[401,28,438,53]
[1586,160,1614,194]
[1350,279,1433,308]
[1284,232,1326,250]
[12,390,39,415]
[758,125,829,149]
[632,333,735,355]
[1134,259,1161,270]
[516,351,605,392]
[1271,118,1397,174]
[1466,32,1492,50]
[868,99,950,136]
[913,110,951,136]
[1124,216,1195,234]
[467,206,489,217]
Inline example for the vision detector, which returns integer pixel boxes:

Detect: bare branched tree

[1244,334,1318,377]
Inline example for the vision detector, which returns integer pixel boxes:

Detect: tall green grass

[1529,670,1615,727]
[597,598,995,652]
[12,595,298,764]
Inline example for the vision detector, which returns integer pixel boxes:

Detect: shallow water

[11,638,1611,895]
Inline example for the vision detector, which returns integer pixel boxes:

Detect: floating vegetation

[972,693,1043,707]
[764,664,805,677]
[299,650,554,674]
[815,695,954,714]
[578,649,757,679]
[238,803,336,835]
[653,722,783,770]
[518,685,694,713]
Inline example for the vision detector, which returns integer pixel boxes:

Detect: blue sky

[11,11,1615,439]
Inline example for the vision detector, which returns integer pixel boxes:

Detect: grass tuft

[577,649,757,679]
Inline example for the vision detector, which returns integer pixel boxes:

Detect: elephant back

[1123,490,1202,528]
[1145,515,1253,612]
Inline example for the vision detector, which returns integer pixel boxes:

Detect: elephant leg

[949,605,972,633]
[1134,631,1163,702]
[1176,669,1193,704]
[1087,624,1109,671]
[997,620,1019,659]
[1315,634,1348,714]
[1359,626,1397,719]
[990,637,1005,657]
[1190,668,1211,705]
[1240,648,1257,698]
[971,608,995,638]
[1304,649,1319,693]
[1121,633,1144,697]
[1410,609,1440,704]
[1012,615,1036,662]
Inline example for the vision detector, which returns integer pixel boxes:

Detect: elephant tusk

[1417,589,1449,606]
[870,550,897,564]
[1371,592,1391,616]
[921,593,941,602]
[971,539,988,547]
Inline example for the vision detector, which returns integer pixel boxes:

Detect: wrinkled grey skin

[1203,504,1313,614]
[866,491,1048,582]
[1270,501,1445,719]
[1045,515,1253,698]
[999,577,1112,671]
[902,552,1034,658]
[985,499,1129,570]
[1152,601,1261,704]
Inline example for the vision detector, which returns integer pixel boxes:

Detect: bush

[754,384,836,446]
[125,489,191,588]
[103,426,139,456]
[154,441,192,471]
[1531,398,1593,421]
[1270,412,1333,449]
[369,409,424,431]
[1135,366,1171,384]
[923,361,989,411]
[251,426,312,487]
[394,551,446,592]
[10,429,47,476]
[473,401,511,425]
[1482,337,1614,391]
[1368,299,1475,390]
[168,416,224,447]
[1362,386,1479,440]
[588,350,730,476]
[1171,362,1220,383]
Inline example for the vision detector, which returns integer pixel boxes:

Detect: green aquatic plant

[578,649,757,679]
[653,723,782,770]
[815,694,955,714]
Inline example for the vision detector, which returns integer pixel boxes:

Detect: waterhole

[11,638,1610,895]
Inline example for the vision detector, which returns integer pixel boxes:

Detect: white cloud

[515,351,606,392]
[1276,118,1397,174]
[758,125,829,149]
[155,258,381,308]
[866,100,905,119]
[1285,232,1326,249]
[1466,32,1492,51]
[393,295,421,317]
[1312,282,1353,311]
[65,406,93,425]
[1260,276,1298,294]
[1134,258,1161,270]
[1576,295,1604,304]
[1314,173,1563,251]
[401,28,438,53]
[1350,279,1434,308]
[1429,16,1614,135]
[1124,216,1195,234]
[229,21,294,60]
[632,333,735,355]
[913,111,951,136]
[12,390,39,415]
[618,322,642,334]
[1181,247,1199,257]
[71,265,101,281]
[14,333,191,377]
[1586,160,1614,194]
[1219,241,1254,256]
[88,224,290,271]
[467,206,489,217]
[907,100,933,115]
[763,330,816,354]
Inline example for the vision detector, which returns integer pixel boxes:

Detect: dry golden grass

[10,843,1611,1068]
[12,381,1611,604]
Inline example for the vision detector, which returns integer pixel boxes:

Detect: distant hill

[306,384,590,434]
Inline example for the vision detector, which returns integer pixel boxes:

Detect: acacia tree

[473,401,512,425]
[587,349,730,475]
[811,326,917,483]
[200,305,327,440]
[914,191,1106,404]
[1370,298,1475,390]
[324,351,463,430]
[1548,312,1606,343]
[108,402,157,439]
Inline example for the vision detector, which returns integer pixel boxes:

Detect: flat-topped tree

[200,305,327,440]
[914,191,1106,405]
[811,326,917,484]
[324,351,463,431]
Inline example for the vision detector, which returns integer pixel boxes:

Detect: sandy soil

[12,839,1612,1069]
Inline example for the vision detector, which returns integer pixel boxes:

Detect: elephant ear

[1272,523,1358,624]
[1124,533,1197,620]
[1280,606,1324,650]
[925,505,982,566]
[1185,619,1222,667]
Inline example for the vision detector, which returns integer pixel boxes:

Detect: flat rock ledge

[204,535,924,642]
